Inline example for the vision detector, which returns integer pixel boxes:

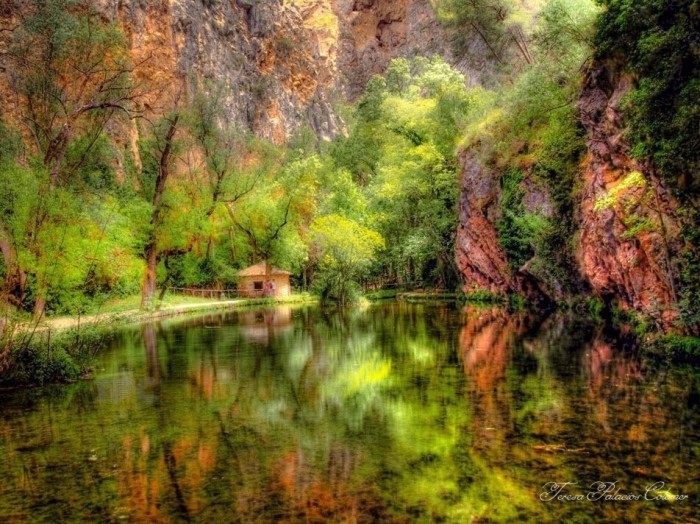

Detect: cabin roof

[238,261,291,277]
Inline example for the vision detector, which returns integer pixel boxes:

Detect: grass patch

[231,293,317,307]
[365,289,399,301]
[462,290,506,304]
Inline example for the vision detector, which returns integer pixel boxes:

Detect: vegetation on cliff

[593,0,700,332]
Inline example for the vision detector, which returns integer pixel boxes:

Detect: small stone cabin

[238,261,291,298]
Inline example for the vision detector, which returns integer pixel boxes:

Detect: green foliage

[610,305,651,336]
[594,171,646,211]
[364,289,399,301]
[310,214,384,304]
[594,0,700,196]
[594,0,700,332]
[462,289,505,304]
[356,75,387,122]
[454,0,596,297]
[6,347,80,386]
[678,208,700,331]
[64,133,118,191]
[530,113,588,295]
[507,293,527,311]
[0,117,22,163]
[385,58,411,94]
[274,35,296,58]
[645,334,700,365]
[7,0,132,178]
[534,0,600,56]
[0,0,141,317]
[0,326,105,386]
[0,152,147,314]
[587,297,605,320]
[496,169,548,271]
[334,57,469,289]
[435,0,515,66]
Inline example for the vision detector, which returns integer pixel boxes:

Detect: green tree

[229,155,319,275]
[1,0,140,318]
[4,0,137,188]
[309,215,384,304]
[139,103,181,310]
[435,0,532,66]
[349,57,465,288]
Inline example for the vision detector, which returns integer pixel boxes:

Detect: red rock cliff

[577,61,680,326]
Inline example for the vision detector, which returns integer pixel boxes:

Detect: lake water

[1,302,698,523]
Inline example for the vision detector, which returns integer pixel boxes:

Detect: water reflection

[0,303,698,522]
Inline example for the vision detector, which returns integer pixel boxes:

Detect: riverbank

[365,289,501,303]
[14,293,318,334]
[1,293,318,387]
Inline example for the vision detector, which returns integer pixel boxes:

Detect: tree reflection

[0,305,698,523]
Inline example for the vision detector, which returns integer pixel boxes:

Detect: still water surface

[1,303,698,523]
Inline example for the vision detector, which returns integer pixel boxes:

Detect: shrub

[0,326,105,387]
[645,334,700,364]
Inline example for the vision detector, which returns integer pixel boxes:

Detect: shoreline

[13,294,318,335]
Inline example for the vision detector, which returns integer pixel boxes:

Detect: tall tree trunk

[141,242,159,310]
[32,294,46,321]
[204,172,223,262]
[206,234,215,259]
[45,123,73,189]
[140,110,180,310]
[511,27,533,65]
[0,222,27,307]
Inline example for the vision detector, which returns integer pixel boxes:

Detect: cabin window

[253,281,263,290]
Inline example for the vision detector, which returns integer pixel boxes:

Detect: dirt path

[20,300,246,333]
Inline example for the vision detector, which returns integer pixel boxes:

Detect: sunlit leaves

[310,215,384,271]
[331,56,468,288]
[309,214,384,303]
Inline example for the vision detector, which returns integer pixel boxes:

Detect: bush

[364,289,399,301]
[645,334,700,364]
[0,327,106,387]
[312,272,363,305]
[496,169,548,271]
[595,0,700,197]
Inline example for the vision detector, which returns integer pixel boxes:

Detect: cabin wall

[239,275,291,298]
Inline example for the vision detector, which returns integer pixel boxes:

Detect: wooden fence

[167,287,239,300]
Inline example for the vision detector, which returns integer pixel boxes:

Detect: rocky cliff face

[455,60,682,324]
[90,0,450,142]
[0,0,466,142]
[454,151,512,294]
[334,0,449,100]
[91,0,344,144]
[454,151,557,303]
[577,61,680,325]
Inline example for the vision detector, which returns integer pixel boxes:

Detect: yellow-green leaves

[593,171,647,212]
